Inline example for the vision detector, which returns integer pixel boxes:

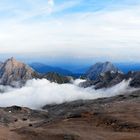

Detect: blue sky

[0,0,140,63]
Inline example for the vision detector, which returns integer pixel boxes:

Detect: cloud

[48,0,54,6]
[47,0,54,14]
[0,1,140,61]
[0,79,135,109]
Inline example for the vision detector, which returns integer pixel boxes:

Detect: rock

[0,57,39,87]
[81,70,140,89]
[127,71,140,88]
[85,62,119,80]
[81,71,125,89]
[43,72,72,84]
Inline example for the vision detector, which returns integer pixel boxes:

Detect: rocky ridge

[86,62,119,80]
[81,67,140,89]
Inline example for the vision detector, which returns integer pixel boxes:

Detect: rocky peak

[86,61,119,80]
[0,57,37,87]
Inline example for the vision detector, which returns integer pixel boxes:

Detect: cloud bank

[0,79,135,109]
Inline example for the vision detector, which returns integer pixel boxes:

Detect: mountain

[30,63,72,76]
[43,72,72,84]
[0,57,38,86]
[80,70,140,89]
[0,62,3,69]
[85,62,119,80]
[81,71,125,89]
[0,58,72,86]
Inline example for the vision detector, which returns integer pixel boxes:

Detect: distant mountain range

[30,63,73,76]
[29,62,82,78]
[29,62,140,76]
[1,58,140,90]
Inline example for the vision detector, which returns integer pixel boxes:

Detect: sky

[0,0,140,63]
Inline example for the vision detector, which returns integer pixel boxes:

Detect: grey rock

[86,62,119,80]
[0,57,38,87]
[43,72,72,84]
[81,71,125,89]
[81,70,140,89]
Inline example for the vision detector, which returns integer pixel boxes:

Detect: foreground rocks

[0,90,139,140]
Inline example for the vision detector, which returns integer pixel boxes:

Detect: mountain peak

[0,57,36,86]
[86,61,119,80]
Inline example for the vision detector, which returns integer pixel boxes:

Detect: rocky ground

[0,90,139,140]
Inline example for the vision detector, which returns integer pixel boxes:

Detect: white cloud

[48,0,54,6]
[0,1,140,61]
[0,79,134,109]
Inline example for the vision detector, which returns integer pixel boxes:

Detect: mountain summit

[85,62,119,80]
[0,57,72,86]
[0,57,37,86]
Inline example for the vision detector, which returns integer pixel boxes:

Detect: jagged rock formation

[81,70,140,89]
[0,57,38,87]
[86,62,119,80]
[81,71,125,89]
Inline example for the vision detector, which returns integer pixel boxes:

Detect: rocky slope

[0,90,139,140]
[86,62,119,80]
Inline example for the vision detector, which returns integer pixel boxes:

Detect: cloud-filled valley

[0,79,135,109]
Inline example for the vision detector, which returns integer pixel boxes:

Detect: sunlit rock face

[0,57,37,87]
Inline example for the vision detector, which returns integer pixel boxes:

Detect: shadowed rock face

[86,62,119,80]
[0,62,3,69]
[81,71,125,89]
[81,70,140,89]
[0,57,38,87]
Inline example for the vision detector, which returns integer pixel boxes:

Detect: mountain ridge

[30,62,72,76]
[85,61,119,80]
